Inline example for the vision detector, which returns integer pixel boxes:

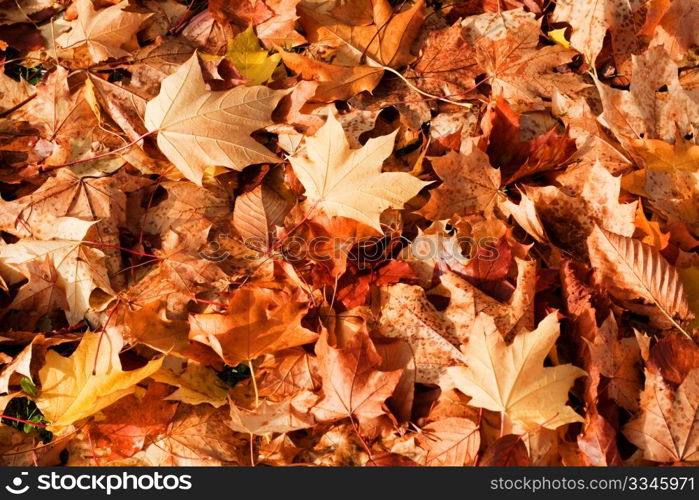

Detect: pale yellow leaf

[288,113,429,231]
[152,362,229,408]
[448,312,585,432]
[0,217,114,325]
[145,53,288,184]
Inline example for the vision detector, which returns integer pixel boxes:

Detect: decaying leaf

[624,369,699,463]
[377,282,466,385]
[419,146,502,220]
[57,0,152,63]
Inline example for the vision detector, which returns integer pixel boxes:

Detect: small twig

[39,130,157,173]
[381,65,473,109]
[328,272,340,311]
[472,408,484,466]
[382,74,491,108]
[193,297,228,309]
[85,426,101,466]
[83,241,160,260]
[93,303,120,375]
[49,321,85,335]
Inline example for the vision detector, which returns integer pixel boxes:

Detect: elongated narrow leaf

[587,225,691,327]
[233,175,293,249]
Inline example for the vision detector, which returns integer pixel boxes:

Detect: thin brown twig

[39,130,157,173]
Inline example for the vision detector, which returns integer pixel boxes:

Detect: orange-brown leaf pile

[0,0,698,467]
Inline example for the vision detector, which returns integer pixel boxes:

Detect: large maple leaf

[189,283,318,366]
[145,53,288,185]
[36,332,163,429]
[449,312,585,432]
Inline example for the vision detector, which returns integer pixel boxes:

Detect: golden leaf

[36,332,163,428]
[449,312,585,432]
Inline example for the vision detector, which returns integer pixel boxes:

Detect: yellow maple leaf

[288,113,429,232]
[145,53,288,185]
[448,312,585,432]
[36,332,163,429]
[548,28,571,49]
[204,26,281,86]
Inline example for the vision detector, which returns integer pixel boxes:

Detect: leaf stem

[193,297,228,309]
[85,425,101,466]
[249,432,256,467]
[349,415,375,465]
[93,302,120,376]
[247,359,259,409]
[0,415,48,429]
